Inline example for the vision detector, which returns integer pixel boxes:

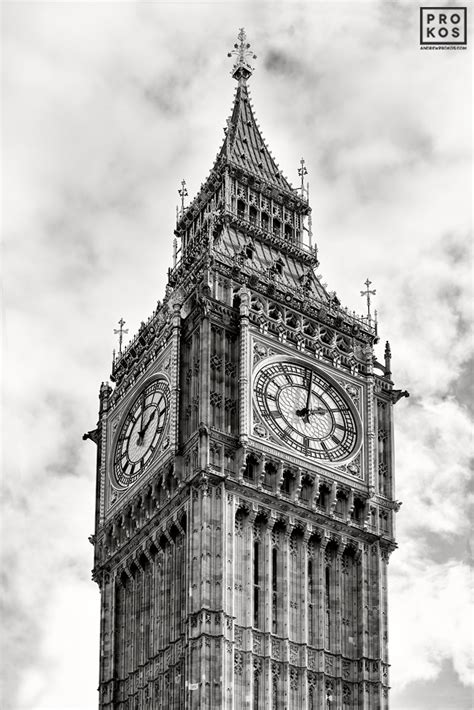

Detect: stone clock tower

[86,30,408,709]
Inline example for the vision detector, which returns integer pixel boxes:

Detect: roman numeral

[279,365,293,384]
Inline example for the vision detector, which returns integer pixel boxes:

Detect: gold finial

[114,317,128,355]
[178,179,188,214]
[227,28,257,82]
[360,278,376,319]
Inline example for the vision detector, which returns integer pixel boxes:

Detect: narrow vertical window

[308,559,314,645]
[325,565,331,649]
[253,541,260,628]
[272,547,278,634]
[253,668,260,708]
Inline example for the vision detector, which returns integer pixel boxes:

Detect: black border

[420,7,467,45]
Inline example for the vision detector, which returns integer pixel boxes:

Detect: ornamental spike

[227,28,257,82]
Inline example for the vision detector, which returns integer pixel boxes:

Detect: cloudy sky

[2,2,472,709]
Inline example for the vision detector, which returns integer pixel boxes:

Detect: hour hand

[295,406,310,425]
[137,409,156,443]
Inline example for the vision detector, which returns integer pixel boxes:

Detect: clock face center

[278,385,332,438]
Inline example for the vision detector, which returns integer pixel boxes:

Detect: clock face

[113,379,170,487]
[254,360,360,462]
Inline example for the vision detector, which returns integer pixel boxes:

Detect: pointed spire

[384,341,392,378]
[227,28,257,82]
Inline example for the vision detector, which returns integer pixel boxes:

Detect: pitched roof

[222,80,297,196]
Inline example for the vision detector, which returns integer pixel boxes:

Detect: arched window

[318,484,331,511]
[335,491,347,517]
[351,497,365,523]
[264,461,277,490]
[243,454,258,481]
[281,469,293,495]
[300,476,313,503]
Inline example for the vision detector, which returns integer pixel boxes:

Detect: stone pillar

[239,286,250,444]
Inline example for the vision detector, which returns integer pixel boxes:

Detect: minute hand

[141,409,156,436]
[137,409,156,445]
[295,371,314,424]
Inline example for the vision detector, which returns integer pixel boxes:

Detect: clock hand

[140,393,145,431]
[297,370,314,423]
[138,409,156,439]
[307,407,327,416]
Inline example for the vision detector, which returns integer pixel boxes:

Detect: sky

[1,2,472,709]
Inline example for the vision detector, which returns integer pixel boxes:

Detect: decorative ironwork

[178,179,188,214]
[298,157,308,196]
[228,28,257,81]
[114,317,128,355]
[360,278,376,319]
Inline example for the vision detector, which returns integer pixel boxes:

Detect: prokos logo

[420,7,467,45]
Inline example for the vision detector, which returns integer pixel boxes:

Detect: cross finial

[178,179,188,213]
[227,28,257,82]
[298,158,308,194]
[114,317,128,355]
[360,278,376,319]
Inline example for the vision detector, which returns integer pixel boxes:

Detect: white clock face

[113,379,170,487]
[254,360,360,462]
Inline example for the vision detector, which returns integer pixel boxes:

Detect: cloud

[390,543,473,688]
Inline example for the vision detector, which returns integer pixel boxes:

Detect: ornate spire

[360,278,376,319]
[114,317,128,355]
[227,28,257,82]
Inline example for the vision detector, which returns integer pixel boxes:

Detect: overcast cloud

[2,3,472,709]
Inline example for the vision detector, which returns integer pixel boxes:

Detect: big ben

[86,29,408,709]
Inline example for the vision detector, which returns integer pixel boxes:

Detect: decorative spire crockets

[227,28,257,82]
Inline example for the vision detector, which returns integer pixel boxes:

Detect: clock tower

[87,30,407,709]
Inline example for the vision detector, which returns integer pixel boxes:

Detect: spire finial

[360,278,376,320]
[178,179,188,214]
[114,317,128,355]
[298,158,308,196]
[227,28,257,82]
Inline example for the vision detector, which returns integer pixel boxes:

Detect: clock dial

[254,361,360,462]
[114,379,170,487]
